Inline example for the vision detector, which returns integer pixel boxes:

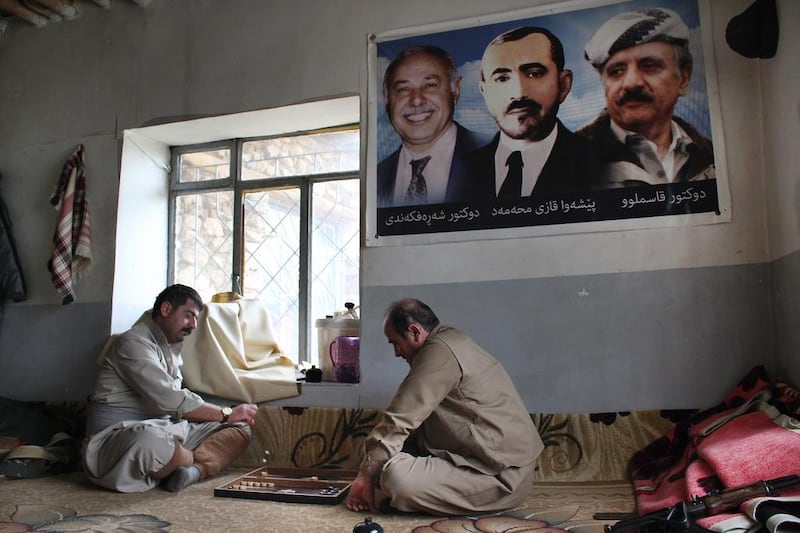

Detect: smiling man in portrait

[377,45,488,208]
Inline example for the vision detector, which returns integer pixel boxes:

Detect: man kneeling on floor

[346,298,544,515]
[83,284,258,493]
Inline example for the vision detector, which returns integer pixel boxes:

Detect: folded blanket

[696,411,800,488]
[700,496,800,532]
[747,497,800,532]
[632,368,774,513]
[630,366,800,533]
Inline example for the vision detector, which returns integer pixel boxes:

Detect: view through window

[170,127,360,364]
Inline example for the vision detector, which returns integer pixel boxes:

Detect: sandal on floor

[0,432,76,479]
[0,435,23,461]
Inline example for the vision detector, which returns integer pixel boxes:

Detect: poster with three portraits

[365,0,730,246]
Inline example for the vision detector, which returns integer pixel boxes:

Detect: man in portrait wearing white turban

[578,7,715,189]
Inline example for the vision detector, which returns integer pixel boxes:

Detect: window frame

[167,125,360,361]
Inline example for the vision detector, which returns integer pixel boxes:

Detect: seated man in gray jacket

[83,284,258,493]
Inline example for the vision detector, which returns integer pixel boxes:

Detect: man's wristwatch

[220,406,233,423]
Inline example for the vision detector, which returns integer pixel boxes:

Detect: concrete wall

[0,0,794,412]
[763,1,800,386]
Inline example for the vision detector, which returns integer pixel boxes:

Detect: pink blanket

[630,366,800,531]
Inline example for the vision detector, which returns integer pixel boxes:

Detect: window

[169,126,360,364]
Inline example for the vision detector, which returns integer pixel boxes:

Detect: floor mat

[0,471,634,532]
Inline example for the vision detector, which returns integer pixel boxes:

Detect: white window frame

[111,96,361,346]
[167,129,360,361]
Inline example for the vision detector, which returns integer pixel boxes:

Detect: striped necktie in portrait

[406,155,431,203]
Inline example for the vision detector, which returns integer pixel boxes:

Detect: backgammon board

[214,466,358,504]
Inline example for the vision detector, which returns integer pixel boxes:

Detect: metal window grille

[168,126,360,364]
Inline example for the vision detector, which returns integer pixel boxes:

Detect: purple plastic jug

[329,336,360,383]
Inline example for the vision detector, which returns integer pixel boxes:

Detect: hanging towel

[47,144,92,305]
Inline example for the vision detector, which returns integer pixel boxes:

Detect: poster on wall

[365,0,730,246]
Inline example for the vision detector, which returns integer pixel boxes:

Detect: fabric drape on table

[47,144,92,305]
[180,299,299,403]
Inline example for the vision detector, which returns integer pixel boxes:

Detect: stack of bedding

[630,366,800,533]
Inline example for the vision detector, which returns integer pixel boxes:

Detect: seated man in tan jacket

[346,298,543,515]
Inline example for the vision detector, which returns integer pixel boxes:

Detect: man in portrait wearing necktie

[377,45,489,208]
[471,27,598,201]
[577,8,714,189]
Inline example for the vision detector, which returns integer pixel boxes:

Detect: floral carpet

[0,402,658,531]
[0,470,633,532]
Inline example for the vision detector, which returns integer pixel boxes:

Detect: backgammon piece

[353,517,384,533]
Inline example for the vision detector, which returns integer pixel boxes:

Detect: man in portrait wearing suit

[577,7,715,189]
[377,45,489,208]
[472,26,597,201]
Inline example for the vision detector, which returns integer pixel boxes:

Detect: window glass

[178,149,230,183]
[169,126,359,364]
[173,191,234,296]
[310,179,360,365]
[242,188,301,358]
[242,130,359,180]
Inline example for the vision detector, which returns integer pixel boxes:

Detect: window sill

[262,381,360,408]
[199,380,361,410]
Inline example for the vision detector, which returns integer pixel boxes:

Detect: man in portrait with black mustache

[471,26,598,201]
[577,7,715,189]
[377,45,489,208]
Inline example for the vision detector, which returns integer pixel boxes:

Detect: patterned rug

[0,471,633,532]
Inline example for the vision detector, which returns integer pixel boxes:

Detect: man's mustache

[505,98,541,115]
[401,104,438,117]
[616,89,655,106]
[182,328,193,336]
